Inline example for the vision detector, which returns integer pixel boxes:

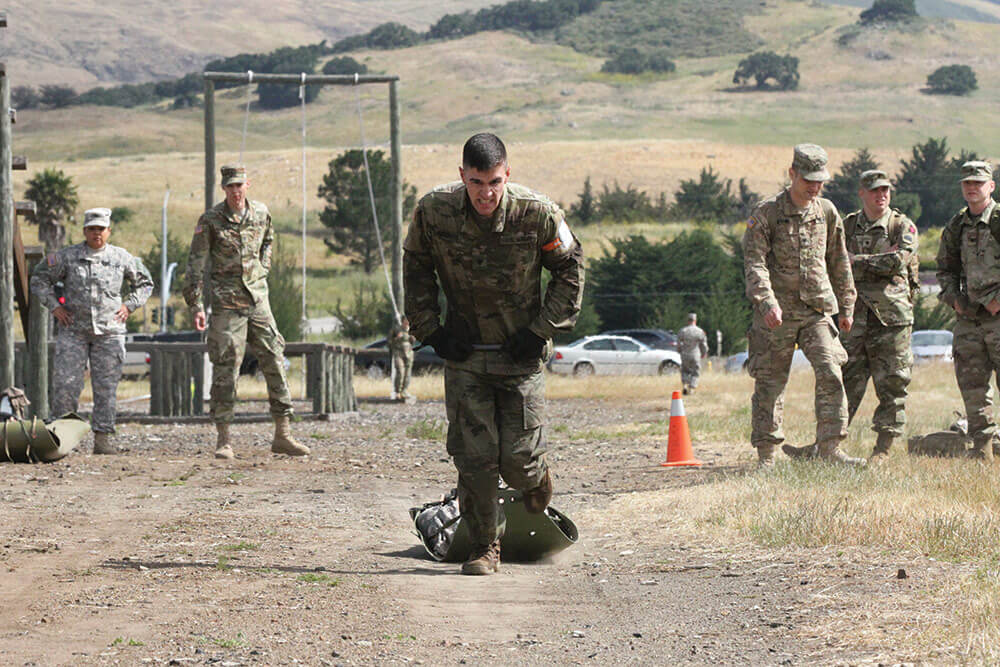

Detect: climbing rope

[299,73,308,323]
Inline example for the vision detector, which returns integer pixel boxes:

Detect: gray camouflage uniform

[936,161,1000,456]
[404,180,584,553]
[183,198,293,424]
[677,322,708,390]
[31,243,153,432]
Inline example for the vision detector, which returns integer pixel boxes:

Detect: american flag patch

[46,254,56,266]
[194,224,203,234]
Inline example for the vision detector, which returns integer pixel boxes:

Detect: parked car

[122,333,153,378]
[601,328,678,351]
[911,329,953,363]
[725,349,809,374]
[356,338,444,378]
[548,335,681,376]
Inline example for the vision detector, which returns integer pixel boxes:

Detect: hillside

[823,0,1000,22]
[0,0,485,87]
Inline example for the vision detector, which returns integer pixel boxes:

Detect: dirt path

[0,399,945,664]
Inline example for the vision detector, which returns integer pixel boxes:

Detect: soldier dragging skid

[30,207,153,454]
[677,313,708,395]
[388,316,415,402]
[183,165,309,460]
[404,133,585,575]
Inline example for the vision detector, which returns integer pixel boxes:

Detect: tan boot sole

[271,442,311,456]
[215,446,235,460]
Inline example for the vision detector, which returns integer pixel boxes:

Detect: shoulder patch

[46,253,56,266]
[746,216,758,229]
[194,224,203,234]
[543,220,574,252]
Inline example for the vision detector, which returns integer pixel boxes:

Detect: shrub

[596,182,653,222]
[39,84,77,108]
[601,48,676,75]
[672,167,757,223]
[732,51,799,90]
[12,86,39,109]
[859,0,918,24]
[322,57,367,76]
[925,65,977,96]
[824,148,880,215]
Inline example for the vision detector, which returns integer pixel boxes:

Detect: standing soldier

[183,165,309,460]
[742,144,863,467]
[677,313,708,395]
[936,160,1000,462]
[785,170,919,463]
[30,208,153,454]
[388,316,415,401]
[404,133,584,575]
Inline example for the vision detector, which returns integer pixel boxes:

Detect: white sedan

[548,335,682,376]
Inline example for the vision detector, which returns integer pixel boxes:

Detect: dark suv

[601,328,678,351]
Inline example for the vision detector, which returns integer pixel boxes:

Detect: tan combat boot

[782,443,818,460]
[524,469,553,514]
[271,415,310,456]
[461,540,500,576]
[817,439,867,467]
[869,432,895,465]
[968,440,995,463]
[93,432,116,455]
[756,444,776,468]
[214,422,234,460]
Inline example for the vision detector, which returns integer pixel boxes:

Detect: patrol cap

[82,207,112,228]
[859,169,892,190]
[687,312,697,320]
[791,143,830,181]
[959,160,993,183]
[220,164,248,186]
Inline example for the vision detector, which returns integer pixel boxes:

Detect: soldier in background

[30,207,153,454]
[388,316,415,402]
[742,144,863,467]
[677,313,708,395]
[785,170,919,463]
[936,160,1000,462]
[404,133,584,575]
[183,164,309,461]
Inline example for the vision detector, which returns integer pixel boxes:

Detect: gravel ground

[0,396,947,665]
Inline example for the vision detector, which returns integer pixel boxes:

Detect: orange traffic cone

[661,390,702,467]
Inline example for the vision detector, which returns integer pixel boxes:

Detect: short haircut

[463,133,507,171]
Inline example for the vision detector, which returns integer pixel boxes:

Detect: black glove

[424,327,473,362]
[502,327,547,363]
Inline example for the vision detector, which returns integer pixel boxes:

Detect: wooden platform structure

[14,341,357,421]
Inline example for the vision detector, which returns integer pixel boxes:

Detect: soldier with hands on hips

[30,207,153,454]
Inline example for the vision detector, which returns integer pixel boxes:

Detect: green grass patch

[111,637,144,647]
[405,418,448,442]
[215,556,232,571]
[296,572,340,586]
[220,541,258,552]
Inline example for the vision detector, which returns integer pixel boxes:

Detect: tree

[596,182,653,222]
[39,85,77,108]
[256,47,321,109]
[859,0,918,24]
[25,168,79,252]
[267,238,304,342]
[672,167,753,223]
[569,176,596,224]
[12,86,39,110]
[322,56,368,76]
[824,148,879,214]
[318,149,417,273]
[140,231,189,293]
[925,65,977,96]
[732,51,799,90]
[110,206,135,225]
[894,137,977,229]
[601,48,675,75]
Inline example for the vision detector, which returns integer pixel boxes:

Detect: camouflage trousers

[840,308,911,437]
[444,366,549,551]
[681,353,701,388]
[392,350,413,397]
[952,314,1000,449]
[207,301,293,423]
[51,330,125,433]
[747,312,849,448]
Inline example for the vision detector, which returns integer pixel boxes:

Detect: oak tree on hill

[732,51,799,90]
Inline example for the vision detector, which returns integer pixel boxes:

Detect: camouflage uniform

[31,241,153,432]
[841,203,918,438]
[183,198,293,423]
[388,321,415,399]
[677,322,708,391]
[404,180,584,553]
[742,187,856,452]
[936,167,1000,456]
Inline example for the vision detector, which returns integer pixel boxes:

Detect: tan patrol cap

[959,160,993,183]
[220,164,248,186]
[792,143,830,181]
[859,169,892,190]
[82,207,112,228]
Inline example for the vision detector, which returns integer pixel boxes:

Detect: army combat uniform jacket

[937,200,1000,317]
[843,208,919,326]
[183,200,274,314]
[404,181,585,375]
[31,243,153,335]
[743,189,856,321]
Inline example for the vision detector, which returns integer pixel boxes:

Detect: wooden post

[204,78,215,213]
[149,349,162,416]
[389,80,404,317]
[27,247,49,419]
[0,61,14,388]
[191,351,204,416]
